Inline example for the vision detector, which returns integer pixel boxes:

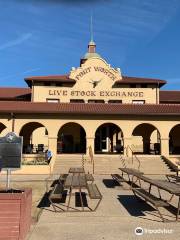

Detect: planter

[0,188,32,240]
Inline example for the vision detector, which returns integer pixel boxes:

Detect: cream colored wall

[33,85,157,104]
[132,136,143,152]
[1,116,180,141]
[1,116,179,141]
[32,58,159,104]
[0,115,180,169]
[32,127,49,147]
[132,129,159,152]
[0,116,179,147]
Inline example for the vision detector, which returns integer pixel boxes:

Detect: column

[48,136,57,170]
[123,137,132,157]
[86,137,95,155]
[160,138,169,156]
[143,136,151,154]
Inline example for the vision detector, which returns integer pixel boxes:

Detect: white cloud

[0,33,32,51]
[0,68,40,80]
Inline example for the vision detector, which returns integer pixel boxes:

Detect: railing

[124,145,141,171]
[119,153,126,168]
[81,146,95,174]
[161,155,179,175]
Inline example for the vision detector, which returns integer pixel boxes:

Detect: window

[130,84,136,88]
[108,100,122,104]
[88,100,105,103]
[132,100,145,104]
[46,98,59,103]
[70,99,84,103]
[55,83,63,87]
[141,84,147,88]
[44,82,50,86]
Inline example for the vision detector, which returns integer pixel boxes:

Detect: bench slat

[50,184,64,200]
[133,188,169,207]
[59,174,68,181]
[111,174,125,182]
[85,174,94,182]
[87,184,102,199]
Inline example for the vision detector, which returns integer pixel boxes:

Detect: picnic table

[132,174,180,221]
[64,173,87,211]
[119,168,144,177]
[112,168,144,187]
[49,168,101,212]
[68,167,85,173]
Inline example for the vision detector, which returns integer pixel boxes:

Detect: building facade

[0,40,180,172]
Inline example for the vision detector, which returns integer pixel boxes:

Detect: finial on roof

[90,12,94,42]
[80,13,101,65]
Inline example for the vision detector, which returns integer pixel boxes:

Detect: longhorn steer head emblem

[89,79,102,88]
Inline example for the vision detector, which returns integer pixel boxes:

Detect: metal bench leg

[148,184,152,194]
[167,194,174,203]
[67,187,72,211]
[155,206,166,222]
[88,198,102,212]
[157,188,162,199]
[93,198,102,211]
[49,199,65,212]
[176,197,180,221]
[49,199,57,212]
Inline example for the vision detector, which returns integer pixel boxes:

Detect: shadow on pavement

[102,179,123,188]
[117,195,155,217]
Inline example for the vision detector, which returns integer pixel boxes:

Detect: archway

[57,122,86,153]
[132,123,161,154]
[0,123,7,136]
[19,122,49,153]
[169,124,180,154]
[95,123,123,154]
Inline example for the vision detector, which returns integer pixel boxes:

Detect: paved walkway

[26,175,180,240]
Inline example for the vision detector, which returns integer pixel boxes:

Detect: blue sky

[0,0,180,89]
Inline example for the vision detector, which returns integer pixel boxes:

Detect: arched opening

[95,123,123,154]
[0,123,7,136]
[169,124,180,154]
[132,123,161,155]
[57,122,86,153]
[19,122,49,154]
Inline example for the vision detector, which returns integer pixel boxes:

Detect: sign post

[6,169,11,190]
[0,132,22,191]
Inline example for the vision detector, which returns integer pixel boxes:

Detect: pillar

[48,136,57,170]
[160,138,169,156]
[143,136,151,154]
[86,137,95,155]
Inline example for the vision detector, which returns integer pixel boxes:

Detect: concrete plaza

[26,174,180,240]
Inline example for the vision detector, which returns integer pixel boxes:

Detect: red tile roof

[0,88,31,100]
[0,101,180,116]
[25,75,75,87]
[116,76,166,86]
[160,91,180,103]
[24,74,166,87]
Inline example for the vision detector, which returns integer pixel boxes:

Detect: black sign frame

[0,132,23,169]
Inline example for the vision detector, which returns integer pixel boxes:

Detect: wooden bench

[133,188,169,222]
[85,173,94,182]
[59,174,68,182]
[49,183,64,212]
[166,174,180,183]
[111,174,126,183]
[87,184,102,211]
